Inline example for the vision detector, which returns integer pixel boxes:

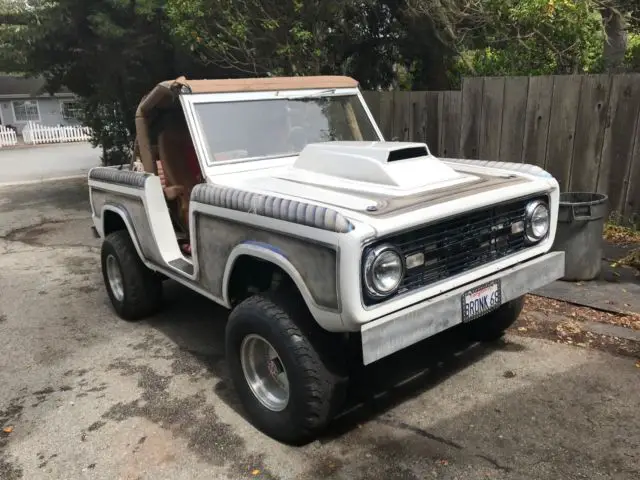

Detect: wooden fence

[0,125,18,147]
[363,74,640,220]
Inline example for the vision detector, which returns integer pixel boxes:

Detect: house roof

[0,75,74,98]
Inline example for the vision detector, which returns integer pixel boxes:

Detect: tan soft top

[179,75,358,94]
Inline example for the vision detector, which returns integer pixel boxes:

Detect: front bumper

[361,251,565,365]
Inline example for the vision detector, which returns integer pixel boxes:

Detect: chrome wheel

[106,254,124,302]
[240,334,289,412]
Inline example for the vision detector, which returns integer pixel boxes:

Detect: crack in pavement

[377,416,513,473]
[375,418,463,449]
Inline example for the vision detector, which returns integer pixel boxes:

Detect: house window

[61,101,82,121]
[12,100,40,123]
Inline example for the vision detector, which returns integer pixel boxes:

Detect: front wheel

[465,296,525,342]
[225,293,346,445]
[101,230,163,321]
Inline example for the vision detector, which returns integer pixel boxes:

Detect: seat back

[157,128,202,231]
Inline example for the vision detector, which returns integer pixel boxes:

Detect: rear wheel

[225,292,347,445]
[465,296,525,342]
[101,230,163,321]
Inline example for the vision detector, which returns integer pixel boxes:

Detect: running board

[168,258,195,276]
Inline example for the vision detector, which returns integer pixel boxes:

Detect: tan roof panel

[175,75,359,94]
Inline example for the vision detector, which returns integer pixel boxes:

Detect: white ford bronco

[88,75,565,444]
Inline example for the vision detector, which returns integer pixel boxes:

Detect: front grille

[363,196,544,304]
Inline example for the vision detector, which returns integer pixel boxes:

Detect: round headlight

[364,245,404,298]
[525,200,550,242]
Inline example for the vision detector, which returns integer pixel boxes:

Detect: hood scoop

[292,141,464,189]
[387,145,429,162]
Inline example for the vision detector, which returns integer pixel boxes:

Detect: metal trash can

[552,192,608,281]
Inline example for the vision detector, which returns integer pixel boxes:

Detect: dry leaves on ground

[523,295,640,330]
[603,223,640,270]
[513,311,640,358]
[603,223,640,245]
[615,249,640,271]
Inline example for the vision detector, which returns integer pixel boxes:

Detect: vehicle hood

[212,141,540,219]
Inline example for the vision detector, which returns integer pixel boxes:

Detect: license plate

[461,280,502,323]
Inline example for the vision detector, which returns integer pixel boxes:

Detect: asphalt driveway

[0,143,101,185]
[0,179,638,480]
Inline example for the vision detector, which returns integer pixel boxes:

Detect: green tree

[404,0,605,80]
[597,0,640,71]
[166,0,409,89]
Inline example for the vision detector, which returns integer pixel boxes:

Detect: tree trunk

[601,6,628,72]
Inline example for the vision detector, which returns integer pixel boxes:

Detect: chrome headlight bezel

[525,199,550,243]
[363,244,405,299]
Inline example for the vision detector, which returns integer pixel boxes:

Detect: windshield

[192,94,379,163]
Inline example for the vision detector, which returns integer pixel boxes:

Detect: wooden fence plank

[460,77,484,158]
[361,91,381,127]
[545,75,582,190]
[392,91,412,141]
[622,117,640,221]
[599,75,640,213]
[570,75,612,192]
[479,77,505,160]
[521,76,554,167]
[409,91,421,143]
[378,91,394,140]
[439,91,462,158]
[424,92,440,154]
[499,77,529,163]
[409,91,426,144]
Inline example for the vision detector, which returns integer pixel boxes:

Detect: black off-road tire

[101,230,163,321]
[465,296,525,342]
[225,292,347,445]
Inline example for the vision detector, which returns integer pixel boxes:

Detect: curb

[0,142,93,151]
[582,321,640,342]
[0,174,86,188]
[527,311,640,342]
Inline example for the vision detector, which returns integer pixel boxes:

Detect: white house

[0,75,82,134]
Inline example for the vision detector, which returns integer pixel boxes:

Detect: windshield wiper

[280,88,336,100]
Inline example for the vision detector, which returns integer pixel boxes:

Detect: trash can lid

[559,192,608,207]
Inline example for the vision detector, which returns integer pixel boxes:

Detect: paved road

[0,143,101,185]
[0,179,639,480]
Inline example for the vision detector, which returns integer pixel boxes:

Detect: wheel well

[227,255,301,307]
[103,210,127,236]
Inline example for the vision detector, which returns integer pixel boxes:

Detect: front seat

[157,128,202,233]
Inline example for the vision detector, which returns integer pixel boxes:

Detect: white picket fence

[0,125,18,147]
[22,121,91,145]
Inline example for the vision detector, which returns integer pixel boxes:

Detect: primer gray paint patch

[195,214,339,309]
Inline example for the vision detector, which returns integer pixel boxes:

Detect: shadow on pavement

[144,279,525,441]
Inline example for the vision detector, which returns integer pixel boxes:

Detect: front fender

[222,241,344,332]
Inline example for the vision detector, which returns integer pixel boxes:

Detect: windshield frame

[179,87,385,168]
